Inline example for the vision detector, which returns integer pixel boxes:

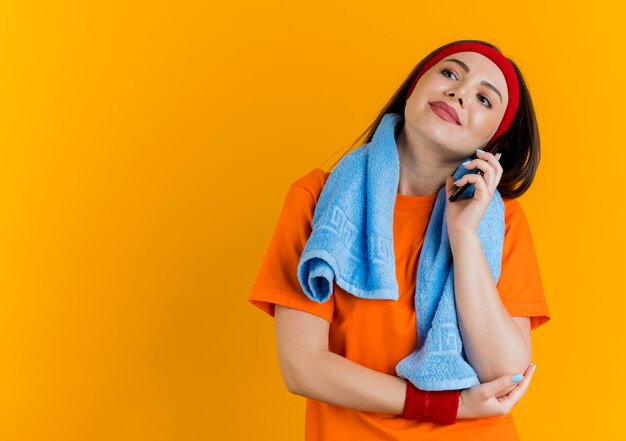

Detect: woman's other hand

[457,363,536,419]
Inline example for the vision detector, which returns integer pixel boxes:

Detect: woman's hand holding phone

[445,149,503,237]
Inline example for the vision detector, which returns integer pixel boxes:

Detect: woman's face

[404,51,509,156]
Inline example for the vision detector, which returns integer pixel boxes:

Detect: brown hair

[320,39,540,200]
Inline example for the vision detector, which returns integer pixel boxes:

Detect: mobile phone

[448,152,483,202]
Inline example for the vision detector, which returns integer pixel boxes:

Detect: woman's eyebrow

[443,58,503,103]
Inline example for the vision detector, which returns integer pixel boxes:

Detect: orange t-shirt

[249,167,551,441]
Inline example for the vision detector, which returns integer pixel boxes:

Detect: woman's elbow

[274,305,330,395]
[481,351,532,382]
[278,358,302,394]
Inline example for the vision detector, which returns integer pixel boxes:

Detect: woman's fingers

[480,367,528,398]
[498,363,536,406]
[495,384,518,399]
[454,171,490,199]
[462,150,502,190]
[461,161,494,190]
[476,149,503,176]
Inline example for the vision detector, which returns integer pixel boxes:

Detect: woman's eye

[440,67,457,80]
[478,94,492,108]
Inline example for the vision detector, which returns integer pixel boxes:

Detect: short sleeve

[497,199,551,331]
[248,180,335,323]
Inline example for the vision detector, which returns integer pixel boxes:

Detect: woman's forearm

[291,350,408,414]
[449,232,531,382]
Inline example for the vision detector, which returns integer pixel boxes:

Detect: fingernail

[532,363,537,373]
[476,148,485,154]
[462,159,471,165]
[512,374,524,383]
[496,152,502,160]
[453,178,462,185]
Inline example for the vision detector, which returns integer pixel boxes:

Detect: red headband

[405,42,520,149]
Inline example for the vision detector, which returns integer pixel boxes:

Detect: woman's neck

[396,127,457,197]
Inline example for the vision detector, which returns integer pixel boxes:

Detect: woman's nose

[447,92,464,107]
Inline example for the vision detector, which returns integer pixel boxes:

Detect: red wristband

[402,381,460,425]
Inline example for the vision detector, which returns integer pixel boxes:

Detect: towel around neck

[296,112,506,390]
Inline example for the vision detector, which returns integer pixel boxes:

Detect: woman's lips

[429,101,460,125]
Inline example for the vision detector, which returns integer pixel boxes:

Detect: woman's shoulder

[502,196,526,217]
[502,197,522,215]
[501,197,534,238]
[290,167,330,203]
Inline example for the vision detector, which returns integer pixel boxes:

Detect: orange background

[0,1,623,440]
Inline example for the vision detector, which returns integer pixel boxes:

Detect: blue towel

[297,112,505,391]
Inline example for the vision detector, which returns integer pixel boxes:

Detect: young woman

[249,39,551,440]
